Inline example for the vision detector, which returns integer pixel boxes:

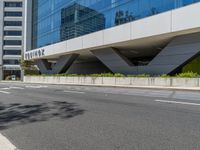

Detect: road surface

[0,82,200,150]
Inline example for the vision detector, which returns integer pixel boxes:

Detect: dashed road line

[0,91,11,94]
[1,88,10,90]
[0,87,24,90]
[155,99,200,106]
[9,87,24,90]
[25,85,48,88]
[64,90,85,94]
[0,133,17,150]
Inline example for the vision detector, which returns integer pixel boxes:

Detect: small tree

[20,59,39,75]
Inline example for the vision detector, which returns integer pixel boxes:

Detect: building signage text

[25,48,45,60]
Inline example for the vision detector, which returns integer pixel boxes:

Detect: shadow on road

[0,101,84,130]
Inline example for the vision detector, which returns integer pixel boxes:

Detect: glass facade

[32,0,200,49]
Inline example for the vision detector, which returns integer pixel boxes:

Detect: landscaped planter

[150,78,171,87]
[115,77,131,86]
[171,78,199,87]
[24,76,200,88]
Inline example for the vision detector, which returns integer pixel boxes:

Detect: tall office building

[60,3,105,42]
[0,0,25,80]
[25,0,200,75]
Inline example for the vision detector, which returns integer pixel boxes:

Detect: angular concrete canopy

[92,33,200,75]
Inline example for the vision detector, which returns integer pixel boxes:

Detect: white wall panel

[82,31,103,49]
[103,23,131,45]
[131,12,171,39]
[172,3,200,32]
[67,37,83,51]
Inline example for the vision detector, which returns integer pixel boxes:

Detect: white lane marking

[155,100,200,106]
[25,85,48,88]
[0,133,17,150]
[37,85,48,88]
[9,87,24,90]
[64,90,85,94]
[1,88,10,90]
[0,91,11,94]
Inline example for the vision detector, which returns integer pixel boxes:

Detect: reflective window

[4,40,22,45]
[4,31,22,36]
[4,21,22,26]
[32,0,200,49]
[3,50,21,55]
[4,2,22,7]
[4,12,22,17]
[3,60,20,65]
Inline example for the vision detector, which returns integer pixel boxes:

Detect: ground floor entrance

[3,70,21,80]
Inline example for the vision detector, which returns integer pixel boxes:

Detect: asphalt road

[0,82,200,150]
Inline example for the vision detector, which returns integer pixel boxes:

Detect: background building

[0,0,25,80]
[60,3,105,42]
[25,0,200,75]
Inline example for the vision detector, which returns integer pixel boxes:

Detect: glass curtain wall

[32,0,200,49]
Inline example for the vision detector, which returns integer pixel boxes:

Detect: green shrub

[160,74,170,78]
[113,73,125,77]
[26,72,200,78]
[137,74,150,77]
[24,69,40,75]
[90,73,125,77]
[90,73,113,77]
[127,74,150,77]
[175,72,199,78]
[182,56,200,74]
[32,73,125,77]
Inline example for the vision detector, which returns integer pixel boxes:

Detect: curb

[23,81,200,92]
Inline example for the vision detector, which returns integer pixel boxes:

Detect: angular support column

[144,33,200,75]
[35,54,79,74]
[35,59,51,74]
[51,54,80,74]
[92,33,200,75]
[92,48,137,74]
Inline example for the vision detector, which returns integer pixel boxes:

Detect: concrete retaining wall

[24,76,200,88]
